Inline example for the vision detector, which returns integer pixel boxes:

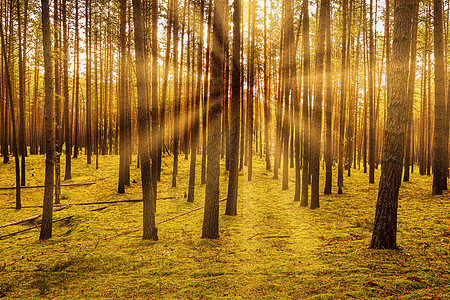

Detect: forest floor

[0,154,449,299]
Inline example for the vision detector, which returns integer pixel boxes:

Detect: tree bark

[202,0,225,239]
[132,0,158,241]
[40,0,55,240]
[432,0,447,194]
[370,0,413,250]
[225,0,241,216]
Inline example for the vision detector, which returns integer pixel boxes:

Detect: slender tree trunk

[54,0,61,204]
[132,0,158,241]
[160,0,173,181]
[202,0,225,239]
[150,0,159,220]
[73,0,79,158]
[263,0,270,171]
[118,0,127,194]
[300,0,310,204]
[40,0,55,240]
[18,0,27,187]
[226,0,241,215]
[0,5,20,209]
[172,0,181,187]
[432,0,446,194]
[337,0,347,194]
[188,0,204,203]
[403,0,419,182]
[370,0,413,250]
[323,0,332,194]
[311,0,328,209]
[201,0,212,185]
[368,0,375,183]
[63,0,71,180]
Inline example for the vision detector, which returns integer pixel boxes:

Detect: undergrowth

[0,154,448,299]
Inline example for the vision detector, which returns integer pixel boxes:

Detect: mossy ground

[0,154,449,299]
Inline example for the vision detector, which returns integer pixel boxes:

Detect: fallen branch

[261,235,291,239]
[2,198,227,267]
[0,182,95,190]
[0,196,183,209]
[0,205,70,228]
[162,160,173,175]
[0,215,74,239]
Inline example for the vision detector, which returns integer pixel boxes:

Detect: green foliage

[0,155,449,299]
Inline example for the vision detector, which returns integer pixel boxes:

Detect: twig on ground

[0,182,95,190]
[0,215,74,239]
[0,205,70,228]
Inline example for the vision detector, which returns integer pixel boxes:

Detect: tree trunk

[432,0,446,194]
[370,0,413,250]
[368,0,375,184]
[202,0,225,239]
[403,0,419,182]
[311,0,328,209]
[300,0,310,204]
[132,0,158,241]
[40,0,55,240]
[63,0,71,180]
[0,5,21,209]
[225,0,241,216]
[201,0,212,185]
[188,0,204,203]
[118,0,127,194]
[337,0,347,194]
[323,0,332,195]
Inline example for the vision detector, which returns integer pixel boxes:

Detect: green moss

[0,155,449,299]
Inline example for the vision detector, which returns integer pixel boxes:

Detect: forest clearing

[0,155,449,299]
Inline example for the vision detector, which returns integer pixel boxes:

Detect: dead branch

[0,182,95,190]
[0,215,74,239]
[162,160,173,175]
[0,196,183,209]
[0,205,70,228]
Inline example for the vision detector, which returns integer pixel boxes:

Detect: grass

[0,154,449,299]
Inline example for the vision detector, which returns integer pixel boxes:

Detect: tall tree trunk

[132,0,158,241]
[18,0,27,187]
[323,0,332,194]
[311,0,328,209]
[160,0,173,180]
[226,0,241,215]
[118,0,127,194]
[201,0,212,185]
[403,0,419,182]
[202,0,225,239]
[86,0,92,164]
[172,0,181,187]
[54,0,61,204]
[0,4,20,209]
[300,0,310,204]
[281,0,291,191]
[432,0,446,194]
[263,0,270,171]
[40,0,55,240]
[73,0,79,158]
[63,0,71,180]
[188,0,204,203]
[150,0,159,223]
[368,0,375,183]
[337,0,347,194]
[370,0,413,250]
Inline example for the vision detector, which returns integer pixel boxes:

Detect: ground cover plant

[0,155,449,299]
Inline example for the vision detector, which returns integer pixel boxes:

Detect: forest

[0,0,449,298]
